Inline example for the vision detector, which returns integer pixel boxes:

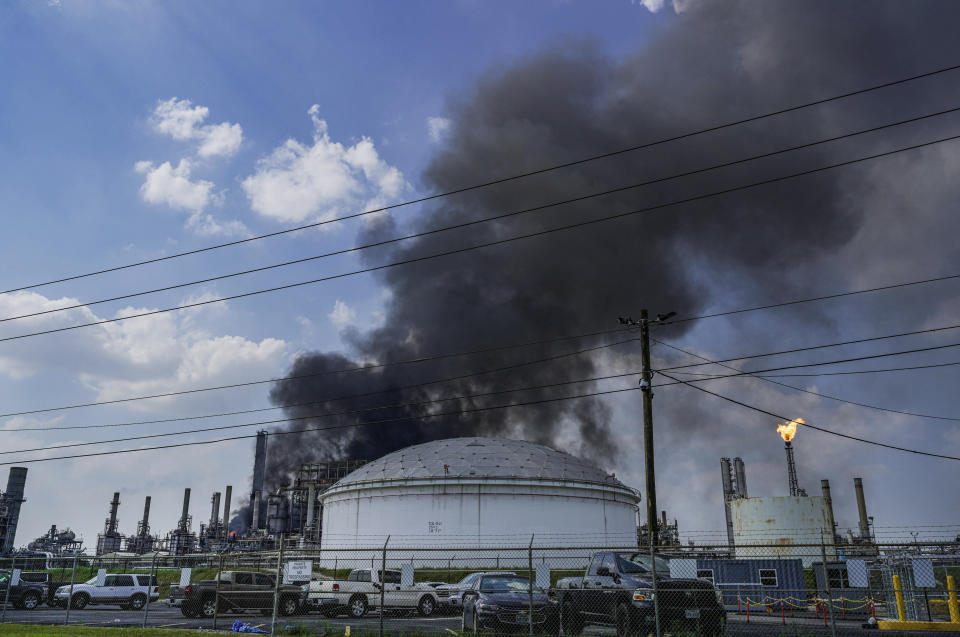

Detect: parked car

[0,570,48,610]
[306,568,440,618]
[53,574,158,610]
[436,571,516,609]
[460,573,559,634]
[169,570,304,618]
[556,551,726,636]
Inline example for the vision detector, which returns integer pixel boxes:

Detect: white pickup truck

[306,568,440,618]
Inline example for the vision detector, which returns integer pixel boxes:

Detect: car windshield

[479,575,538,593]
[616,553,671,574]
[84,577,97,585]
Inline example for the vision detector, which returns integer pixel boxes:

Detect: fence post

[820,532,837,637]
[528,534,535,637]
[213,553,224,630]
[142,552,157,628]
[379,535,390,637]
[271,536,285,636]
[1,558,11,624]
[64,553,78,625]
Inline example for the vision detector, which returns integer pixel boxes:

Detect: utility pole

[618,309,674,545]
[639,309,658,543]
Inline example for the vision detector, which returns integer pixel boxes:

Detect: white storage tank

[730,495,837,566]
[318,437,640,561]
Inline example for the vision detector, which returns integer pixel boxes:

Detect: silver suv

[54,574,158,610]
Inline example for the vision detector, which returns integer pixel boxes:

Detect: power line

[8,62,960,297]
[5,318,960,426]
[661,273,960,326]
[5,130,960,345]
[656,321,960,372]
[0,384,642,466]
[0,328,638,420]
[9,103,960,326]
[653,338,960,422]
[653,368,960,461]
[0,370,642,456]
[656,341,960,381]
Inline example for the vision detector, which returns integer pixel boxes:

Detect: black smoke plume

[246,1,960,512]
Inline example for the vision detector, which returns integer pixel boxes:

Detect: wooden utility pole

[639,309,658,543]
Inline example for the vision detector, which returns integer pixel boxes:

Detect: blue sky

[2,0,960,550]
[0,0,671,547]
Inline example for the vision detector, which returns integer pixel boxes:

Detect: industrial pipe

[211,492,221,528]
[141,496,151,532]
[108,492,120,533]
[223,486,232,534]
[180,488,191,529]
[820,480,835,540]
[854,477,870,540]
[252,489,261,531]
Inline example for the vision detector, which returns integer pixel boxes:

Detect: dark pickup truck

[0,570,48,610]
[169,570,305,618]
[556,551,725,636]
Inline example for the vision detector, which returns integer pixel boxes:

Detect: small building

[672,558,805,608]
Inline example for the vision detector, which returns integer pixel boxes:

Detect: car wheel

[279,595,299,617]
[200,596,218,618]
[348,595,368,618]
[70,593,89,610]
[418,595,436,617]
[129,593,147,610]
[22,591,41,610]
[561,600,583,636]
[615,603,637,637]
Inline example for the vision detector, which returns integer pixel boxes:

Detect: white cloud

[634,0,690,12]
[427,116,451,142]
[328,299,357,328]
[135,159,214,213]
[151,97,243,158]
[241,105,406,224]
[0,290,289,409]
[185,211,250,238]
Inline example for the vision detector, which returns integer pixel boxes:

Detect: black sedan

[461,574,559,634]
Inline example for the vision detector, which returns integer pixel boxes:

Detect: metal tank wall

[319,477,639,566]
[730,495,837,567]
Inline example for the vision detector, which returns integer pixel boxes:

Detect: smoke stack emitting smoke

[228,2,960,531]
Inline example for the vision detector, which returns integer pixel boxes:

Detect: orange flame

[777,418,804,442]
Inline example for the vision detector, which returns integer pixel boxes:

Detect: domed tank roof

[333,437,626,487]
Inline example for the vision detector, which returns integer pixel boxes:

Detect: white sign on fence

[179,568,192,588]
[913,559,936,588]
[10,569,20,587]
[96,569,107,587]
[400,564,414,587]
[669,559,698,580]
[846,560,868,588]
[284,560,313,584]
[535,563,551,590]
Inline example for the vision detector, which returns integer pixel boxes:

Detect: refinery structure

[0,418,935,559]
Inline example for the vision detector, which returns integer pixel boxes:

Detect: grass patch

[0,624,215,637]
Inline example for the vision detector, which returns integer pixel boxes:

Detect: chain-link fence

[1,540,959,635]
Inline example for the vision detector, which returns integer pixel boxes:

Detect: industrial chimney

[222,486,232,536]
[249,431,267,529]
[141,496,151,534]
[854,477,871,541]
[820,479,836,541]
[0,467,28,554]
[107,492,120,534]
[210,492,221,529]
[179,488,191,531]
